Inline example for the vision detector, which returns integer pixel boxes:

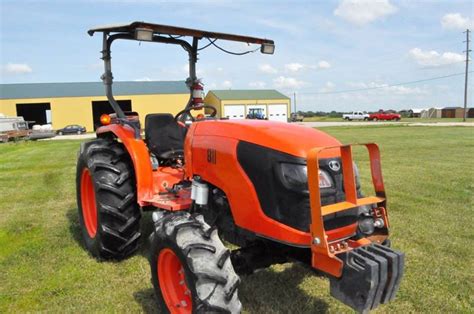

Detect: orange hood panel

[193,120,341,158]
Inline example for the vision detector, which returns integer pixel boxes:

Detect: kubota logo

[329,160,340,171]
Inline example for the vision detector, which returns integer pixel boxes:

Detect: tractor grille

[237,141,359,232]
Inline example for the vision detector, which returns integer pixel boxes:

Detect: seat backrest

[145,113,186,158]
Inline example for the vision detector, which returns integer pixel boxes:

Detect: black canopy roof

[88,21,274,45]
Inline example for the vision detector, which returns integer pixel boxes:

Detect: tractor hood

[193,120,341,158]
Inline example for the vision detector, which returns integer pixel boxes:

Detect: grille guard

[307,143,389,277]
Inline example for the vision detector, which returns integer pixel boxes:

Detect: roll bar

[88,21,275,122]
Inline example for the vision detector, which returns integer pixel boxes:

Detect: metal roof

[0,81,189,100]
[208,89,290,101]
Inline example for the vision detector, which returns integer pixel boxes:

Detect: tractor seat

[145,113,187,159]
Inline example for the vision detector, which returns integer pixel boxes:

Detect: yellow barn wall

[1,94,290,127]
[0,100,18,116]
[130,94,190,127]
[52,97,98,131]
[203,92,222,117]
[0,93,190,131]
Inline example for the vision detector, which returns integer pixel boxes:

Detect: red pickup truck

[369,111,401,121]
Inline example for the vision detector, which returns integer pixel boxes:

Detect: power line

[463,29,471,122]
[297,71,473,95]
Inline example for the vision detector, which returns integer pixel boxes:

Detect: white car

[342,111,369,121]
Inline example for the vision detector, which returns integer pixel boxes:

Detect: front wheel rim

[80,168,98,238]
[157,248,193,313]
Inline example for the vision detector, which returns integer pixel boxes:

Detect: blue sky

[0,0,472,111]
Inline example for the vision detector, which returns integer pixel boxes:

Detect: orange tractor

[78,22,404,313]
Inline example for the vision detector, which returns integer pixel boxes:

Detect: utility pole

[463,29,471,122]
[293,92,297,114]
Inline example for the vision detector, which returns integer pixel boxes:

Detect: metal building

[0,81,189,131]
[205,90,291,122]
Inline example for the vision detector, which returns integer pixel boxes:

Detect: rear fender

[96,124,154,205]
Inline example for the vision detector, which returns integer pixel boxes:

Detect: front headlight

[279,163,333,191]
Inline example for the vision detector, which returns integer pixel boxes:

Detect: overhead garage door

[268,104,288,122]
[224,105,245,120]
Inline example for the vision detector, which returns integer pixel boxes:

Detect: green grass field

[1,126,473,313]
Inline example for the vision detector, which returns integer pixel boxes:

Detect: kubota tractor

[77,22,404,313]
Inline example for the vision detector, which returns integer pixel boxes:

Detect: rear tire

[150,212,242,313]
[76,138,141,260]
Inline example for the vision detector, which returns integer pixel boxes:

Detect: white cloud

[182,63,205,76]
[249,81,267,88]
[319,81,336,92]
[85,62,103,70]
[348,81,427,95]
[207,82,218,89]
[3,63,33,74]
[387,85,426,95]
[256,18,301,34]
[134,77,152,81]
[409,48,464,67]
[317,60,331,69]
[441,13,473,30]
[273,76,308,89]
[221,80,232,89]
[285,61,331,72]
[334,0,398,26]
[259,64,278,74]
[285,63,305,72]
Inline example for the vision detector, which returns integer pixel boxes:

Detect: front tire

[150,212,242,313]
[76,138,141,260]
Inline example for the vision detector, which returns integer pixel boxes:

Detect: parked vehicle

[290,112,304,122]
[77,21,404,313]
[342,111,369,121]
[0,114,30,142]
[369,111,401,121]
[246,108,266,119]
[56,125,86,135]
[29,124,56,140]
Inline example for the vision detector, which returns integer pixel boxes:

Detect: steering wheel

[174,105,217,122]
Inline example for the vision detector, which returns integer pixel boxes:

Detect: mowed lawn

[0,126,473,313]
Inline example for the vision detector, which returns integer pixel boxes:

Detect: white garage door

[268,104,288,122]
[224,105,245,120]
